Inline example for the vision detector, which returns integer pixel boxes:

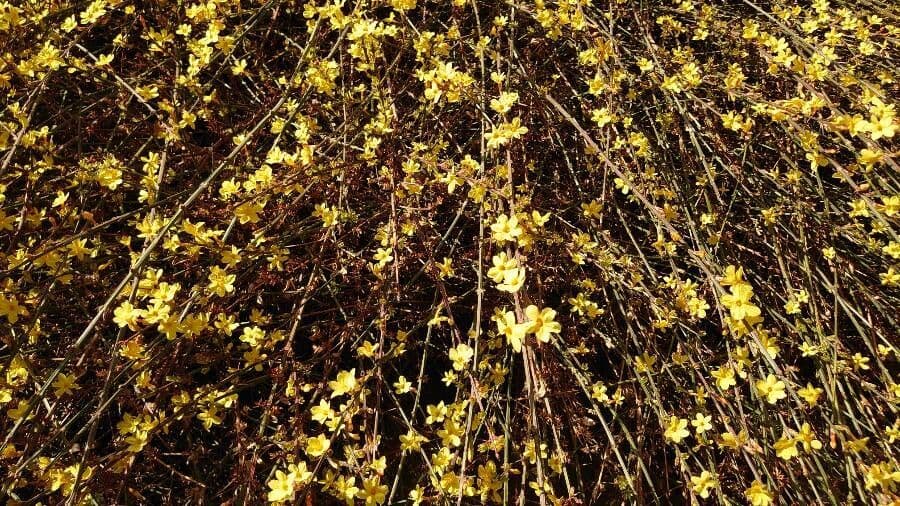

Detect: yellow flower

[797,423,822,452]
[690,413,712,434]
[497,266,526,293]
[690,470,717,498]
[720,265,744,286]
[849,199,870,218]
[436,257,454,278]
[799,342,819,357]
[885,420,900,443]
[393,375,411,394]
[357,341,379,358]
[7,400,32,421]
[773,432,799,460]
[523,440,548,464]
[784,298,800,315]
[61,15,77,32]
[113,301,142,331]
[663,415,690,444]
[484,117,528,149]
[409,484,425,505]
[357,477,388,505]
[390,0,417,10]
[119,340,146,361]
[758,332,780,359]
[845,437,869,453]
[425,401,447,425]
[4,355,28,386]
[717,429,749,451]
[496,310,529,352]
[207,266,235,297]
[234,200,265,224]
[721,282,761,322]
[310,400,334,425]
[881,195,900,217]
[231,58,247,75]
[49,463,94,496]
[437,417,464,447]
[490,214,523,243]
[373,247,393,267]
[400,429,427,452]
[711,366,736,390]
[797,383,823,406]
[489,91,519,115]
[329,369,357,398]
[305,434,331,457]
[851,352,870,370]
[449,343,474,371]
[590,382,608,403]
[863,461,900,491]
[745,480,773,506]
[197,404,223,430]
[488,252,517,282]
[524,305,561,344]
[477,460,503,502]
[488,252,526,292]
[267,469,297,503]
[882,267,900,286]
[95,164,123,190]
[333,475,359,503]
[291,462,313,483]
[51,373,80,397]
[755,374,787,404]
[581,199,602,218]
[634,352,656,373]
[531,210,550,227]
[591,107,614,128]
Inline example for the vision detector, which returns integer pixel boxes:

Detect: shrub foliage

[0,0,898,504]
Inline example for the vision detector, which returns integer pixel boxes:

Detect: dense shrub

[0,0,898,504]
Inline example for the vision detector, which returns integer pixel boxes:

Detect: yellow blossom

[756,374,787,404]
[745,480,773,506]
[524,305,561,344]
[663,415,690,444]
